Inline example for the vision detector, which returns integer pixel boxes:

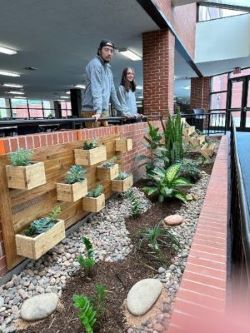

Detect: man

[82,40,124,125]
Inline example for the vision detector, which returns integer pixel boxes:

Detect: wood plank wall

[0,134,120,269]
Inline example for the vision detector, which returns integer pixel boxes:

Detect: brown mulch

[18,161,214,333]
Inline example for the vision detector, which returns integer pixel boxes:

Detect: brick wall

[0,121,161,276]
[167,135,229,332]
[143,30,175,119]
[154,0,197,59]
[190,77,211,111]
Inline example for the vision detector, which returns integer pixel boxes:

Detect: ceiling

[0,0,197,101]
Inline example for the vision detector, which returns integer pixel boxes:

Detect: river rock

[127,279,162,316]
[20,293,58,321]
[164,214,184,226]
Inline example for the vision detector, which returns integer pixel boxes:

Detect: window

[199,5,247,22]
[11,98,29,118]
[0,98,8,118]
[210,74,229,111]
[60,101,72,117]
[28,99,43,118]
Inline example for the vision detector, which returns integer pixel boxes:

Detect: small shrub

[73,294,96,333]
[87,184,103,198]
[64,165,86,184]
[77,237,95,276]
[100,158,116,168]
[180,159,201,183]
[24,206,61,237]
[83,139,98,150]
[9,149,33,166]
[116,171,128,180]
[73,283,107,333]
[143,164,191,203]
[126,189,142,218]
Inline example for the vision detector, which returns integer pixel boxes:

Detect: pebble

[0,175,210,332]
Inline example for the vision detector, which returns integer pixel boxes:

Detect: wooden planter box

[56,179,88,202]
[82,193,105,213]
[111,174,133,192]
[6,161,46,190]
[74,145,107,166]
[15,220,65,260]
[96,163,119,181]
[115,138,133,152]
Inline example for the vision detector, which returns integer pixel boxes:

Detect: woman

[117,67,141,118]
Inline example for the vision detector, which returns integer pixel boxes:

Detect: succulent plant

[9,149,33,166]
[87,184,103,198]
[64,165,86,184]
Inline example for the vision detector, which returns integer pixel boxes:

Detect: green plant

[162,112,184,164]
[116,171,128,180]
[87,184,103,198]
[83,139,98,150]
[143,163,191,203]
[73,294,96,333]
[64,165,86,184]
[77,237,95,276]
[180,159,201,183]
[100,158,116,168]
[126,189,142,218]
[93,284,107,319]
[9,149,33,166]
[73,283,107,333]
[24,206,61,237]
[140,224,180,253]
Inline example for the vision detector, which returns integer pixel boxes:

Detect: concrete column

[142,29,175,119]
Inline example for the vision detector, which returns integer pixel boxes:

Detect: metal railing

[181,111,227,134]
[230,118,250,298]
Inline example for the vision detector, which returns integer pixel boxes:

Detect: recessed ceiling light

[138,96,143,99]
[8,91,25,95]
[136,85,143,90]
[13,96,26,99]
[60,96,69,99]
[183,86,190,90]
[66,91,70,94]
[3,83,23,88]
[0,70,20,77]
[0,46,17,55]
[118,49,142,61]
[75,84,86,89]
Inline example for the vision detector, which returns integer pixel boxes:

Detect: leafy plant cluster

[9,149,33,166]
[77,237,95,276]
[87,184,103,198]
[116,171,128,180]
[24,206,61,237]
[83,139,98,150]
[64,165,86,184]
[73,283,107,333]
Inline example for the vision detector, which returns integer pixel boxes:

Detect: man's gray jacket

[82,56,123,115]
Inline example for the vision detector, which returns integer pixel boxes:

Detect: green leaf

[165,164,181,183]
[174,192,187,203]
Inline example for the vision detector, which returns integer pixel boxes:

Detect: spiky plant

[83,139,98,150]
[77,237,95,276]
[87,184,103,198]
[73,295,96,333]
[116,171,129,180]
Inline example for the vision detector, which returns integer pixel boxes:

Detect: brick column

[190,77,210,111]
[143,29,175,119]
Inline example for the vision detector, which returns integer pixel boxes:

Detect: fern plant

[116,171,129,180]
[64,165,86,184]
[24,206,61,237]
[77,237,95,276]
[73,294,96,333]
[143,163,191,203]
[162,112,184,164]
[9,149,33,166]
[83,139,98,150]
[87,184,103,198]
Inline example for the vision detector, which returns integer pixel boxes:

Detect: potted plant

[115,138,133,152]
[74,139,107,166]
[56,165,88,202]
[82,184,105,212]
[111,171,133,192]
[96,159,119,181]
[6,149,46,190]
[15,206,65,260]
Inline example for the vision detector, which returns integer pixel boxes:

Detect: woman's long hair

[120,67,136,92]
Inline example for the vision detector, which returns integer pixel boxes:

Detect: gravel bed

[0,172,209,333]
